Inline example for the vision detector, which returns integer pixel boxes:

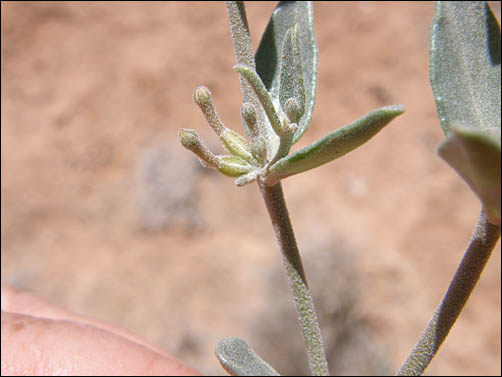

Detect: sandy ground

[1,2,500,376]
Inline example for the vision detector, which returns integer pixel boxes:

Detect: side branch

[397,212,501,376]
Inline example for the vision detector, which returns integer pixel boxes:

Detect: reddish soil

[2,2,500,375]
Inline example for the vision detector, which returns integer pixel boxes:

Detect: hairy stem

[397,211,501,376]
[226,1,278,160]
[225,0,255,69]
[259,180,329,376]
[226,1,263,138]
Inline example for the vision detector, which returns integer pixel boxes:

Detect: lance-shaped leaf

[216,337,280,376]
[429,1,501,135]
[438,125,501,225]
[280,25,306,124]
[265,105,405,185]
[256,1,318,144]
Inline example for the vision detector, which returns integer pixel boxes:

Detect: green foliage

[216,338,280,376]
[179,1,405,375]
[438,126,501,224]
[430,1,500,134]
[177,1,501,376]
[279,25,306,125]
[256,1,317,143]
[180,2,404,189]
[397,2,502,375]
[266,105,405,185]
[430,1,501,224]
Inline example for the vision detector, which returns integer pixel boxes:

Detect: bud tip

[193,86,212,106]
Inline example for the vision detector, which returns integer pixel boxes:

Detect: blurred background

[1,2,500,375]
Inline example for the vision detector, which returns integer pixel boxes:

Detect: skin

[1,284,202,376]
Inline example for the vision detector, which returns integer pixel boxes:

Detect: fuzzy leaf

[215,337,280,376]
[429,1,501,135]
[265,105,405,185]
[438,125,501,224]
[255,1,318,143]
[279,25,306,124]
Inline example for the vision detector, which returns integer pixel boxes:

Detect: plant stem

[259,180,330,376]
[397,211,501,376]
[226,1,263,137]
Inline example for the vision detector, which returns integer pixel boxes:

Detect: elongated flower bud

[221,128,257,165]
[241,103,259,137]
[284,98,300,125]
[250,136,267,165]
[241,103,267,164]
[179,128,219,168]
[216,155,255,177]
[193,86,225,135]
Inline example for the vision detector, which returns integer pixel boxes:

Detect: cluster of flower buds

[180,23,404,187]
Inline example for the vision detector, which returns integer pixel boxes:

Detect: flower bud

[284,97,300,124]
[193,86,212,106]
[221,129,256,165]
[193,86,224,135]
[241,103,259,137]
[216,155,255,177]
[179,129,218,168]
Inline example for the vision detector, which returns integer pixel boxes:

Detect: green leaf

[255,1,318,143]
[265,105,405,185]
[429,2,501,224]
[429,1,501,135]
[279,25,306,124]
[438,125,501,225]
[215,337,280,376]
